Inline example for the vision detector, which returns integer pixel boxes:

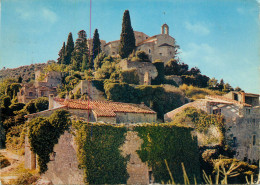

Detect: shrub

[119,69,139,84]
[134,123,201,184]
[28,110,71,173]
[152,60,164,85]
[135,51,150,62]
[74,122,129,184]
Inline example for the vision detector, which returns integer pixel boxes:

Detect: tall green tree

[118,10,136,58]
[71,30,89,71]
[64,32,74,65]
[57,42,65,64]
[81,54,88,72]
[92,29,101,60]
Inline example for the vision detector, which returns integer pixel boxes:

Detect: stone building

[26,95,157,124]
[71,80,106,100]
[117,59,158,85]
[17,70,62,103]
[164,92,260,162]
[103,25,177,64]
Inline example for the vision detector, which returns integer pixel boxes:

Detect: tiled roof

[205,95,251,107]
[54,98,156,117]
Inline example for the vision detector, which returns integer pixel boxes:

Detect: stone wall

[24,136,36,170]
[120,131,151,184]
[72,80,105,101]
[116,112,157,123]
[117,59,158,85]
[41,131,85,184]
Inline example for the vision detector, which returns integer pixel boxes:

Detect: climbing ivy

[134,123,201,184]
[73,121,129,184]
[28,110,71,173]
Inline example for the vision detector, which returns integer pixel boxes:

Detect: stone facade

[117,59,158,85]
[41,131,85,184]
[17,70,62,103]
[104,25,177,64]
[164,93,260,162]
[72,80,106,101]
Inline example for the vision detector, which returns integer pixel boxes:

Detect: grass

[179,84,225,101]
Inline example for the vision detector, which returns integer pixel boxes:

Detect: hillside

[0,63,47,83]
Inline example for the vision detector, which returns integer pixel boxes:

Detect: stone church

[103,24,177,64]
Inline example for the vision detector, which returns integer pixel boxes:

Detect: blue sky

[1,0,259,93]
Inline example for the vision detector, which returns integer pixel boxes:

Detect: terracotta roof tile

[53,98,156,117]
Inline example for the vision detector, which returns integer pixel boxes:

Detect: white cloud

[184,22,210,35]
[42,8,57,24]
[16,7,57,24]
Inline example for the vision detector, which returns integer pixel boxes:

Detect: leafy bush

[134,123,201,184]
[152,60,164,85]
[74,121,129,184]
[119,69,139,84]
[135,51,150,62]
[28,110,71,173]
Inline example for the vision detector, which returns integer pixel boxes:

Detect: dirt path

[0,149,25,184]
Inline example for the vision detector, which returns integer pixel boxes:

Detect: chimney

[49,94,54,110]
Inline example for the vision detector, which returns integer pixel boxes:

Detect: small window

[213,109,221,115]
[112,52,115,55]
[159,53,162,56]
[234,93,238,101]
[246,109,251,115]
[41,91,44,96]
[29,92,33,96]
[233,137,237,147]
[253,135,256,146]
[148,49,151,53]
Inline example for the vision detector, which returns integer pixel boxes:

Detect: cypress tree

[64,32,74,65]
[119,10,136,58]
[92,29,101,60]
[71,30,89,71]
[57,42,65,64]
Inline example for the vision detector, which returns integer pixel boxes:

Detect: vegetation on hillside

[119,10,136,58]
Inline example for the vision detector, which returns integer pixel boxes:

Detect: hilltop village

[0,10,259,185]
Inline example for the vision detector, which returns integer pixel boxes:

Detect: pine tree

[64,32,74,65]
[57,42,65,64]
[119,10,136,58]
[92,29,101,60]
[71,30,89,71]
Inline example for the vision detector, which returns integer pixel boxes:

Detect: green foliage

[119,10,136,58]
[94,52,107,70]
[134,123,201,184]
[119,69,139,84]
[165,59,188,76]
[95,60,117,79]
[71,30,89,71]
[152,60,165,85]
[34,97,49,112]
[74,122,129,184]
[91,79,105,92]
[9,102,25,113]
[57,42,65,64]
[81,54,88,72]
[180,84,225,101]
[28,110,71,173]
[104,83,184,119]
[92,29,101,60]
[64,32,74,65]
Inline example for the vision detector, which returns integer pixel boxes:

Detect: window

[159,53,162,56]
[233,137,237,147]
[253,135,256,146]
[246,109,251,115]
[148,49,151,53]
[29,92,33,96]
[41,91,44,96]
[213,109,221,115]
[234,93,238,101]
[149,171,153,184]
